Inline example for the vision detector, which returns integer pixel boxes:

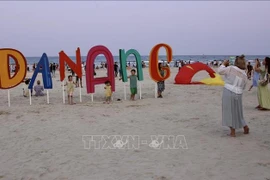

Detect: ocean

[24,55,268,66]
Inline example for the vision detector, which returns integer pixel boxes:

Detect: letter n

[59,48,82,81]
[119,49,143,82]
[85,45,115,93]
[28,53,52,89]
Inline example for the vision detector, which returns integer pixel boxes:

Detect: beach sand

[0,68,270,180]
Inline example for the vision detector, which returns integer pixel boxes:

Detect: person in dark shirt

[246,62,253,80]
[50,63,53,74]
[52,63,56,77]
[114,62,119,77]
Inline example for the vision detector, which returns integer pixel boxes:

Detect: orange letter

[149,43,172,82]
[0,48,26,89]
[59,48,82,81]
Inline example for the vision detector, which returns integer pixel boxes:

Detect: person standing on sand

[217,55,249,137]
[75,74,83,88]
[246,62,253,80]
[32,63,36,71]
[129,69,138,100]
[52,63,56,77]
[120,69,137,101]
[255,57,270,110]
[23,79,32,97]
[49,63,52,75]
[114,62,119,77]
[248,59,261,91]
[157,63,165,98]
[64,75,76,105]
[104,81,112,104]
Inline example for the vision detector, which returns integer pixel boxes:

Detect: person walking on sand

[255,57,270,110]
[104,81,112,104]
[218,55,249,137]
[157,63,165,98]
[64,75,76,105]
[248,59,261,91]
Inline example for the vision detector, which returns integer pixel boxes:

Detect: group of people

[23,79,45,97]
[22,56,270,138]
[62,62,166,105]
[104,62,166,104]
[218,55,270,137]
[49,63,57,77]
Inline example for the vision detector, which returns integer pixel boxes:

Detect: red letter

[59,48,82,81]
[85,46,115,93]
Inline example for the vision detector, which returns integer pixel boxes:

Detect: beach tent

[174,62,224,86]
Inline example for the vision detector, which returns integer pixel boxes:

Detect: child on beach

[104,81,112,104]
[157,63,165,98]
[64,75,76,105]
[120,69,137,101]
[23,78,32,97]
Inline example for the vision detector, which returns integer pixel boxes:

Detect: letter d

[0,49,27,89]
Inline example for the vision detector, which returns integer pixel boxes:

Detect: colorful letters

[0,44,176,93]
[0,48,27,89]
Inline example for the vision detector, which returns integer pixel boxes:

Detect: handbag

[259,74,269,86]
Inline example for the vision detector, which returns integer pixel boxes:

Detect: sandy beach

[0,67,270,180]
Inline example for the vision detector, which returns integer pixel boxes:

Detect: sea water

[24,55,268,66]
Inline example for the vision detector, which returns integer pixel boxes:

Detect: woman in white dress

[218,55,249,137]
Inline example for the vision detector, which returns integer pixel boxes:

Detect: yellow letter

[0,49,27,89]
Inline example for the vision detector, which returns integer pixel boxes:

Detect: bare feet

[255,105,261,109]
[258,107,269,111]
[243,126,249,134]
[230,127,236,137]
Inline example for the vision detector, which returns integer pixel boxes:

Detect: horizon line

[24,54,270,57]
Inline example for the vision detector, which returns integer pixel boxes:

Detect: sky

[0,1,270,56]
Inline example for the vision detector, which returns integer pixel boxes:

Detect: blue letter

[28,53,52,89]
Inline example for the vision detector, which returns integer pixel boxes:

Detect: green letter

[119,49,143,82]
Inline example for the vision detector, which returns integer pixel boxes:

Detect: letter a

[28,53,53,89]
[85,45,115,93]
